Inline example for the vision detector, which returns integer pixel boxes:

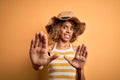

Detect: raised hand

[64,44,88,69]
[29,32,59,68]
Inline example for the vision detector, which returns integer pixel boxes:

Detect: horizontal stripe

[49,69,76,73]
[52,48,75,52]
[48,66,75,70]
[48,63,71,68]
[50,60,68,64]
[49,72,76,76]
[49,75,76,79]
[49,78,75,80]
[52,51,75,55]
[56,56,74,60]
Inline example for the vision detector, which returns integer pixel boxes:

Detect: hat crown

[57,11,75,19]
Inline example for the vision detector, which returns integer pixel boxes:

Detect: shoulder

[72,44,78,52]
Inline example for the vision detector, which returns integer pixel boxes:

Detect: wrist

[33,62,43,70]
[76,68,84,73]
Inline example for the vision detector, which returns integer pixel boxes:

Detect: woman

[29,11,88,80]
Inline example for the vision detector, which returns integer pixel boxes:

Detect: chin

[62,39,71,42]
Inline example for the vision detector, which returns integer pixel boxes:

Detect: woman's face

[59,21,74,42]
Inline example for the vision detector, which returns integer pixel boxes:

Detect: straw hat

[46,11,86,35]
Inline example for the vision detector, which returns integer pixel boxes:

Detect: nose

[66,28,71,33]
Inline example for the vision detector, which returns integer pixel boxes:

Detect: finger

[85,51,88,58]
[64,55,72,65]
[29,39,33,54]
[29,39,35,56]
[50,54,59,61]
[38,32,43,47]
[41,32,48,48]
[80,44,85,56]
[35,32,40,47]
[31,39,35,48]
[82,46,87,57]
[75,45,81,57]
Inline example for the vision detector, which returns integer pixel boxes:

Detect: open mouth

[64,34,71,39]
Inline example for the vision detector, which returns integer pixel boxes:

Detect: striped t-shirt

[48,43,76,80]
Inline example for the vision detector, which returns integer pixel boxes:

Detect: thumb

[50,54,59,61]
[64,55,72,65]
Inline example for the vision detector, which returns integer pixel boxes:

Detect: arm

[64,44,88,80]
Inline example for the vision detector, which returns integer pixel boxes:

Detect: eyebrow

[62,24,74,29]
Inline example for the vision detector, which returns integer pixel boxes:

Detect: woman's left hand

[64,44,88,69]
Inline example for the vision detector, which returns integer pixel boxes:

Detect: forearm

[76,69,85,80]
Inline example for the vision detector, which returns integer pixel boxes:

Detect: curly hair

[45,17,86,43]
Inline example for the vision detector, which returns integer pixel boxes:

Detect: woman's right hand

[29,32,59,69]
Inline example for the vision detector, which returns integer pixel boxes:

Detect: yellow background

[0,0,120,80]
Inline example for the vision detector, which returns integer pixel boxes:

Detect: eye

[63,25,67,29]
[70,27,74,31]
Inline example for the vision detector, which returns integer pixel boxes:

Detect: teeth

[65,34,70,38]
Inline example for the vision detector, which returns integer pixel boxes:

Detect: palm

[64,44,88,69]
[29,32,58,66]
[30,45,50,66]
[70,55,86,69]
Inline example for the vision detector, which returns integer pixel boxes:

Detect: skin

[29,21,88,80]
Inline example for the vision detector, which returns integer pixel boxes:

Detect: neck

[56,41,71,50]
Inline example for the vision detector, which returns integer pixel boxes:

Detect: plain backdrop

[0,0,120,80]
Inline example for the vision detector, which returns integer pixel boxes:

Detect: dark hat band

[61,16,71,20]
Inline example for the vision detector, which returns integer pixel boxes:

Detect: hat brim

[46,16,86,35]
